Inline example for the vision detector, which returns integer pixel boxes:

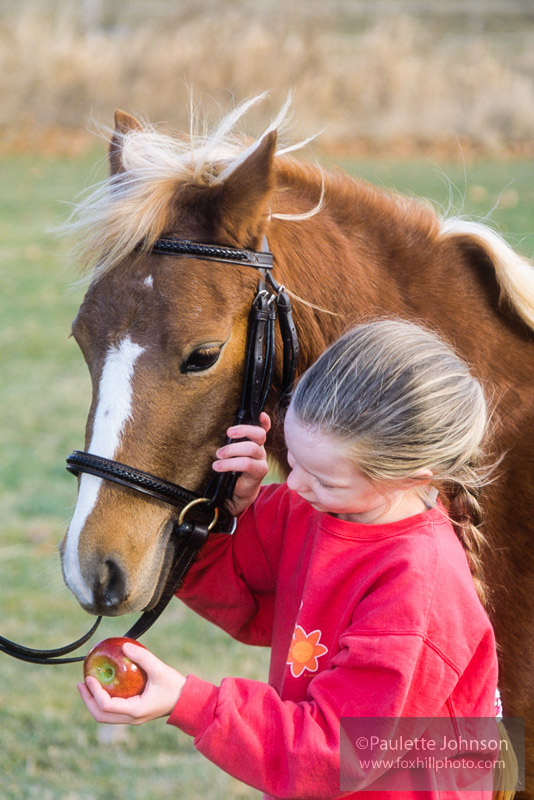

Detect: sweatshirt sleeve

[175,483,288,647]
[167,629,464,799]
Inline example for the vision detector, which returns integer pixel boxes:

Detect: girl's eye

[316,478,334,491]
[180,345,222,373]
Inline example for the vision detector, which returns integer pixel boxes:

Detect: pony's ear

[109,109,143,176]
[213,130,278,248]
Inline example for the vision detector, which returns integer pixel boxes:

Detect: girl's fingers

[122,642,161,673]
[215,439,266,462]
[77,680,133,724]
[213,412,271,468]
[210,413,271,516]
[77,680,93,707]
[258,411,271,430]
[83,676,134,713]
[213,457,268,477]
[226,412,271,443]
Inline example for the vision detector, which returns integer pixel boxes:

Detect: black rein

[0,236,299,664]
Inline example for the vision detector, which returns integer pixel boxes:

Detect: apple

[83,637,148,698]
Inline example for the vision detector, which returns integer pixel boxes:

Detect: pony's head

[60,102,301,616]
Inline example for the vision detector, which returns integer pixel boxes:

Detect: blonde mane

[65,95,319,281]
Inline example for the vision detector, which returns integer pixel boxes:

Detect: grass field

[1,147,533,799]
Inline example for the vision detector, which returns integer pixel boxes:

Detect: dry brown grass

[1,0,534,155]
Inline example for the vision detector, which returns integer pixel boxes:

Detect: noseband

[0,236,298,664]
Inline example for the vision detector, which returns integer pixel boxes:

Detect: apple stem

[97,665,114,681]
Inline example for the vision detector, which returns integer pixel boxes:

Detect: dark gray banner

[340,716,524,792]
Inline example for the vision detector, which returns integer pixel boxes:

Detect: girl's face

[284,408,429,525]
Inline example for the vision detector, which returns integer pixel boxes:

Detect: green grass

[1,148,533,799]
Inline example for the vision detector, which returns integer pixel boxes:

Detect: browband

[150,237,274,270]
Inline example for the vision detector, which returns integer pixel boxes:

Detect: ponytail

[493,719,519,800]
[447,480,518,800]
[446,480,489,607]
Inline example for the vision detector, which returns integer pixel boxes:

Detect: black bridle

[0,236,298,664]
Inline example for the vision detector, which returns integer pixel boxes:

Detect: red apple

[83,637,148,698]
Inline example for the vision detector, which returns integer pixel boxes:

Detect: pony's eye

[180,345,222,373]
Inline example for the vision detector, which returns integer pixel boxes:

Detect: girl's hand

[77,643,186,725]
[212,411,271,517]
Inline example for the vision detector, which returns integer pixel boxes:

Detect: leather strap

[271,282,299,406]
[0,614,102,665]
[150,238,274,270]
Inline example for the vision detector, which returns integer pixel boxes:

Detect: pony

[60,98,534,793]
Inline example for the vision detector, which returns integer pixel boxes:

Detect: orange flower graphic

[287,625,328,678]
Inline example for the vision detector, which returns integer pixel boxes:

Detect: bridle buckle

[177,497,219,532]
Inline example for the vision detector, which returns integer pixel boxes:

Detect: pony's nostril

[93,559,127,610]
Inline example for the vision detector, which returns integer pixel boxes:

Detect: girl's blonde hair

[291,318,492,605]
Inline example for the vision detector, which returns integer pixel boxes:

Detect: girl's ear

[409,469,434,485]
[400,469,433,488]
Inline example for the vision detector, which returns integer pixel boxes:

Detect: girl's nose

[286,465,309,493]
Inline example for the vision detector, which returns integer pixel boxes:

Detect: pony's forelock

[64,95,319,281]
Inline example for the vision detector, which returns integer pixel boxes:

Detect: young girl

[78,319,504,799]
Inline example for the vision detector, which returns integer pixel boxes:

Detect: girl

[78,319,507,799]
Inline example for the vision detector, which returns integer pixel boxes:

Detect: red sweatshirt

[167,483,498,799]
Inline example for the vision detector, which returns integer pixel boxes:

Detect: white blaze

[63,336,145,604]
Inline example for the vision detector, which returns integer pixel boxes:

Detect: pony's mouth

[143,518,180,611]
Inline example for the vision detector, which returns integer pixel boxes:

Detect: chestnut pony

[61,102,533,789]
